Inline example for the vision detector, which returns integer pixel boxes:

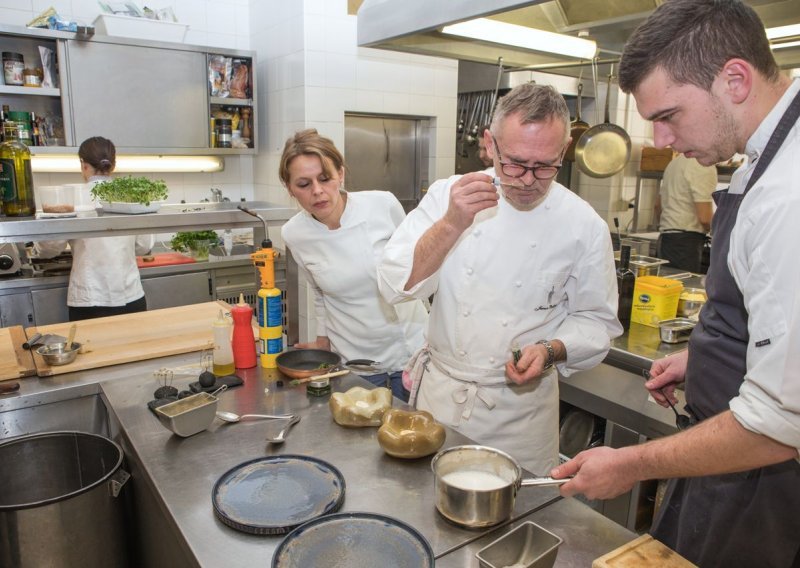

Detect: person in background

[551,2,800,566]
[377,84,621,475]
[34,137,154,321]
[476,125,493,168]
[654,153,717,273]
[279,129,428,402]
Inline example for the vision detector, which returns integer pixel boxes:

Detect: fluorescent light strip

[766,24,800,40]
[442,18,597,60]
[32,155,225,173]
[771,40,800,50]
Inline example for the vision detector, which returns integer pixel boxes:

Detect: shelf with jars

[207,52,256,153]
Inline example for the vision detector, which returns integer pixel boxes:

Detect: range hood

[357,0,800,76]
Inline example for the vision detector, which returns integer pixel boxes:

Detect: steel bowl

[658,318,696,344]
[36,342,81,366]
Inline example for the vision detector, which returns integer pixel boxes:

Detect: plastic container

[631,276,683,328]
[92,14,188,43]
[38,185,75,214]
[3,52,24,86]
[212,309,235,376]
[231,293,257,369]
[63,182,93,212]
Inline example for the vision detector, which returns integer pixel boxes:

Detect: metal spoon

[658,388,691,431]
[216,411,293,423]
[65,324,77,351]
[265,415,300,444]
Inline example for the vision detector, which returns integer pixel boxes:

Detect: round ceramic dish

[212,455,345,535]
[272,512,434,567]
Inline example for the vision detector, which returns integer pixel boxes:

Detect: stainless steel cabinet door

[66,41,208,148]
[142,272,212,310]
[0,292,35,327]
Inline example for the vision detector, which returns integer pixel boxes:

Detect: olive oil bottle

[0,121,36,216]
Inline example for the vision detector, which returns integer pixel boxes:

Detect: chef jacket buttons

[466,267,474,275]
[531,242,537,248]
[473,229,481,237]
[462,310,470,317]
[515,281,522,287]
[489,357,496,364]
[501,320,508,326]
[459,350,466,356]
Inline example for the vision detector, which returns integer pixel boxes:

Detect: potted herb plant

[170,230,219,260]
[90,176,169,213]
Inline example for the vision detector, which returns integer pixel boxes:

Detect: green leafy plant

[170,230,219,254]
[90,176,169,205]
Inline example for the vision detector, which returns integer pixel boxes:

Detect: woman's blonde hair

[279,129,345,188]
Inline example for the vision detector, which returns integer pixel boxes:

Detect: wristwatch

[536,340,555,370]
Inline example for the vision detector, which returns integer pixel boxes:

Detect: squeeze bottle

[212,309,235,376]
[231,293,257,369]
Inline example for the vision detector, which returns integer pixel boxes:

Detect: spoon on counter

[65,323,77,351]
[216,411,294,423]
[265,415,300,444]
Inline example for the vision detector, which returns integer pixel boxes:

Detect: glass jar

[2,52,24,86]
[23,67,42,88]
[216,118,232,148]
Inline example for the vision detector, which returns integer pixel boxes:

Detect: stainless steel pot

[431,445,567,528]
[0,431,131,568]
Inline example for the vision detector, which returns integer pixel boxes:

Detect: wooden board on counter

[593,534,697,567]
[28,301,228,377]
[0,326,36,381]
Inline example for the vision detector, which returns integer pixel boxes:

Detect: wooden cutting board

[137,252,196,268]
[593,534,697,567]
[28,301,229,377]
[0,326,36,381]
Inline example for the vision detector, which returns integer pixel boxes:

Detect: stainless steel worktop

[1,351,636,566]
[0,201,295,243]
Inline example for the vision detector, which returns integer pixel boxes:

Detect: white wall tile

[325,52,356,90]
[0,8,31,26]
[305,50,326,87]
[0,0,31,10]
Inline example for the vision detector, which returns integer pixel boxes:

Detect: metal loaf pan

[155,392,219,437]
[658,318,696,344]
[476,521,563,568]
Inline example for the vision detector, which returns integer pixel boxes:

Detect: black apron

[657,230,709,273]
[651,89,800,568]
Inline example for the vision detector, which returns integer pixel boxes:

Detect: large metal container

[431,445,567,528]
[0,431,131,568]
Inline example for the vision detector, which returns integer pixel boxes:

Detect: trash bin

[0,431,131,568]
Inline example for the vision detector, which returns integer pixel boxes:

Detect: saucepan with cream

[431,445,568,528]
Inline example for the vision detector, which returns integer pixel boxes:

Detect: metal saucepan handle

[520,476,572,487]
[22,333,43,350]
[108,468,131,498]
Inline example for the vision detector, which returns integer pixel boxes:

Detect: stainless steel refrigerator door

[344,114,425,213]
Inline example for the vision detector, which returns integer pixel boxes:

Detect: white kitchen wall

[2,0,255,206]
[249,0,458,342]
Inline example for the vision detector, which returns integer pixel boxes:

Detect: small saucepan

[431,445,568,528]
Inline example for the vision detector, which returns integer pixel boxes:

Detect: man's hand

[293,336,331,351]
[442,172,499,233]
[647,350,688,406]
[505,342,559,385]
[551,446,639,500]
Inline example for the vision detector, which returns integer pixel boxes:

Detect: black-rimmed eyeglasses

[492,135,563,181]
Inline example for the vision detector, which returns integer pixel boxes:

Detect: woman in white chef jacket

[279,129,428,402]
[35,137,154,321]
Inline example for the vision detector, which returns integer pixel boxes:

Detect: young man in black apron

[551,1,800,566]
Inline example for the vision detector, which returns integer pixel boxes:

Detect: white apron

[413,347,559,476]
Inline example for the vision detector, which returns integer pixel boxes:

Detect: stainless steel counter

[0,352,636,566]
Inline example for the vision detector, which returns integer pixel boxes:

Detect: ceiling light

[32,155,225,173]
[765,24,800,40]
[441,18,597,60]
[771,40,800,51]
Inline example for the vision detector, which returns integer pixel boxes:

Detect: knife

[0,382,20,395]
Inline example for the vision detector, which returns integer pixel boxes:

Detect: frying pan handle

[520,476,572,487]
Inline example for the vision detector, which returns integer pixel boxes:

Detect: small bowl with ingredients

[676,287,707,318]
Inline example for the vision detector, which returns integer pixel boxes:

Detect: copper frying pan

[565,83,589,162]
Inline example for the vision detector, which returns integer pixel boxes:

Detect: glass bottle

[0,121,36,216]
[212,309,236,376]
[617,244,636,331]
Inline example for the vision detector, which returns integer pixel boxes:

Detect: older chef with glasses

[378,83,621,475]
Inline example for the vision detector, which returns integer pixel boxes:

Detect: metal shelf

[0,86,60,97]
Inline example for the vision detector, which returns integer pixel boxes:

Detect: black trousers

[657,231,709,273]
[69,295,148,321]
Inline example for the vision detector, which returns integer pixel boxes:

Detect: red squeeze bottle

[231,293,257,369]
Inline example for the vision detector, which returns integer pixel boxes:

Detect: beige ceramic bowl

[329,386,392,427]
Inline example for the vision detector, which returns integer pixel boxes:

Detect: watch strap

[536,340,555,370]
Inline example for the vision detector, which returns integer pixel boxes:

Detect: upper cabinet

[0,24,257,155]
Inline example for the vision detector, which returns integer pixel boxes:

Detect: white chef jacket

[378,176,621,472]
[725,78,800,453]
[659,154,717,233]
[281,190,428,373]
[34,176,154,307]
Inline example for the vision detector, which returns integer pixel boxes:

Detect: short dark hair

[619,0,780,93]
[78,136,116,175]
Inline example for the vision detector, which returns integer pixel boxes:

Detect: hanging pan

[574,71,631,178]
[565,83,589,162]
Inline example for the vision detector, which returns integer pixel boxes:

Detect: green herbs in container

[91,176,169,214]
[170,231,219,261]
